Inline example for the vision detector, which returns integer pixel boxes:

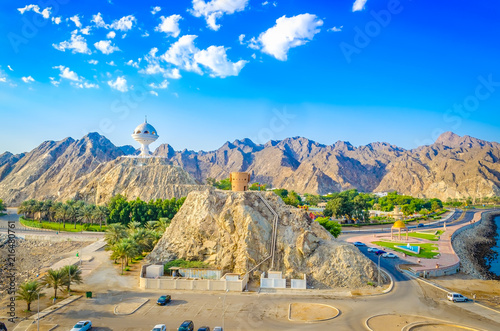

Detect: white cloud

[108,76,128,92]
[53,32,91,54]
[328,26,343,32]
[262,1,269,5]
[18,5,51,19]
[142,31,150,37]
[94,40,120,54]
[91,13,107,28]
[110,15,136,31]
[352,0,367,12]
[7,65,13,71]
[149,80,169,89]
[161,35,202,74]
[0,69,7,83]
[52,16,62,24]
[150,91,159,96]
[49,77,59,86]
[88,59,98,65]
[194,46,247,78]
[139,63,165,75]
[53,65,80,81]
[41,8,51,19]
[70,15,82,28]
[81,27,91,35]
[255,14,323,61]
[83,82,99,89]
[22,76,35,83]
[126,59,140,68]
[238,34,245,44]
[155,14,182,38]
[165,68,181,79]
[151,6,161,15]
[107,61,117,66]
[107,31,116,39]
[190,0,249,31]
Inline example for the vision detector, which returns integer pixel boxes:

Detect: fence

[140,265,248,292]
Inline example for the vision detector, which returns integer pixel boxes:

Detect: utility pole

[378,254,381,287]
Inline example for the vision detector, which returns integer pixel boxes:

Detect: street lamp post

[223,289,229,330]
[28,290,40,331]
[377,254,381,287]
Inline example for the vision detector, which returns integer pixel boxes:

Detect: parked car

[417,223,424,228]
[70,320,92,331]
[374,250,386,255]
[447,292,468,302]
[156,295,171,305]
[178,320,194,331]
[152,325,167,331]
[382,253,397,258]
[213,327,223,331]
[197,327,211,331]
[367,247,378,252]
[353,241,366,246]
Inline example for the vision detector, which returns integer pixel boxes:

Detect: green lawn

[408,230,444,241]
[20,218,106,232]
[372,241,439,259]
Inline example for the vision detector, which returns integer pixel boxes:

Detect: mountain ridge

[0,131,499,205]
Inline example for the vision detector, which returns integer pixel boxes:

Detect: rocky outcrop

[452,212,500,280]
[66,157,209,204]
[147,189,378,289]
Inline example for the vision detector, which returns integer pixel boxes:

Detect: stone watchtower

[230,172,250,191]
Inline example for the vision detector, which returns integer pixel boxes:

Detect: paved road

[38,258,500,331]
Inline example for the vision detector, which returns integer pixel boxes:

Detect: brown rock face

[147,189,378,289]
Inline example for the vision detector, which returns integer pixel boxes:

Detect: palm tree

[55,204,70,230]
[16,280,45,311]
[93,205,109,230]
[112,240,135,275]
[78,204,95,229]
[105,223,128,246]
[42,268,66,299]
[61,265,83,293]
[34,200,44,221]
[42,200,53,221]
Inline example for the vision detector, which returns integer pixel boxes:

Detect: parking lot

[41,291,292,331]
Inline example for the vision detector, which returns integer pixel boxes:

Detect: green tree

[105,223,128,246]
[0,199,6,213]
[93,205,109,230]
[324,196,353,220]
[42,268,66,299]
[215,178,231,190]
[16,280,45,311]
[315,217,342,238]
[61,265,83,293]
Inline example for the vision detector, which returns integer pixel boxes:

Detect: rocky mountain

[0,133,204,205]
[147,189,378,288]
[153,132,500,199]
[0,131,498,205]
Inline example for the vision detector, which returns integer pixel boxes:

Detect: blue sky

[1,0,499,154]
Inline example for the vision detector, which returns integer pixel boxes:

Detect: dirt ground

[431,273,500,309]
[289,302,339,322]
[367,314,483,331]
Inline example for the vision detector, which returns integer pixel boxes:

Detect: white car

[152,324,166,331]
[70,320,92,331]
[447,292,468,302]
[214,327,223,331]
[382,253,397,258]
[367,247,378,252]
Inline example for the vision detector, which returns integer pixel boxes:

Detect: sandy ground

[367,314,483,331]
[431,273,500,309]
[289,303,339,322]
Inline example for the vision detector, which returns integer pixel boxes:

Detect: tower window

[136,130,141,134]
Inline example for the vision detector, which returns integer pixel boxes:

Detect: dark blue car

[156,295,171,305]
